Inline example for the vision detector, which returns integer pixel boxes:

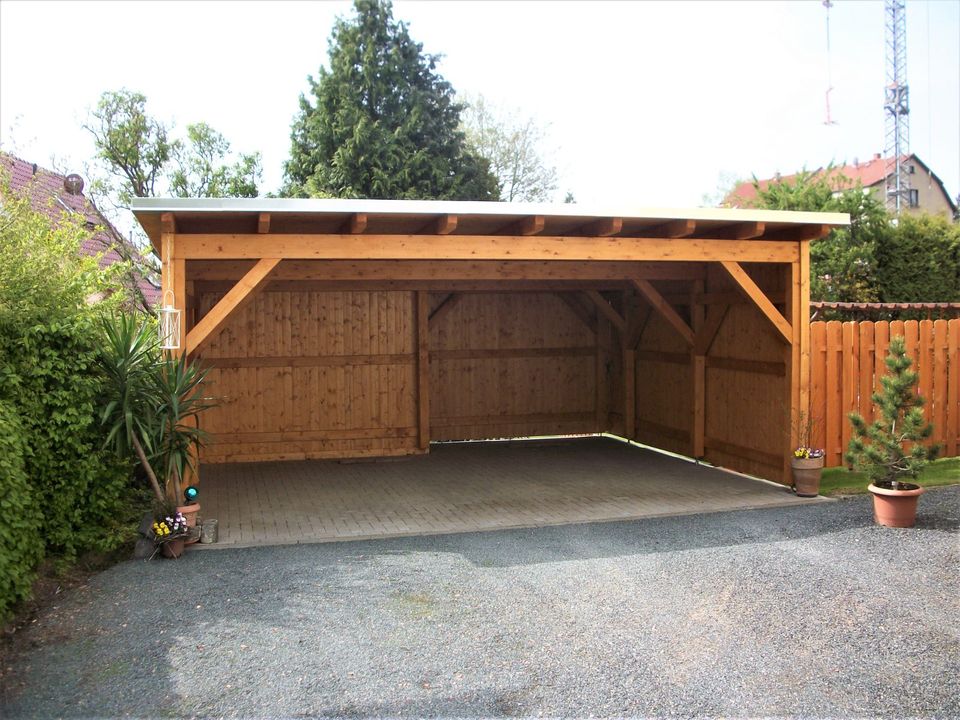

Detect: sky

[1,0,958,222]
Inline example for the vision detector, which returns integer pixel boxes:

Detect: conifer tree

[846,336,939,487]
[283,0,498,200]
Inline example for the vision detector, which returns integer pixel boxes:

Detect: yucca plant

[98,314,215,504]
[845,336,940,488]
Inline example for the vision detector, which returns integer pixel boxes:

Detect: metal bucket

[200,519,218,544]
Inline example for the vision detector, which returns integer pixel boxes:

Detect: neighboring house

[726,153,958,218]
[1,152,160,307]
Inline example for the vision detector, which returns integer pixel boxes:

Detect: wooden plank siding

[196,289,420,463]
[809,319,960,466]
[428,292,598,441]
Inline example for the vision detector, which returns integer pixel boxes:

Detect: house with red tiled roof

[1,152,160,307]
[726,153,957,219]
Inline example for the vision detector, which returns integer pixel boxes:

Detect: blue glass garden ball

[184,486,199,503]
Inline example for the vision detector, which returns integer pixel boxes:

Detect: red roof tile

[2,153,160,306]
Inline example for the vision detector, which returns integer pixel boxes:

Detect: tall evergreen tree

[283,0,498,201]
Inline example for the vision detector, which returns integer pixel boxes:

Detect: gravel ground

[2,487,958,719]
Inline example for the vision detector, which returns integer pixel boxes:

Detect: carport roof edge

[132,197,850,248]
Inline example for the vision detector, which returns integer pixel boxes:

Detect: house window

[908,189,919,208]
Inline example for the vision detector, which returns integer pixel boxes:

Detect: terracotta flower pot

[791,456,824,497]
[161,538,185,559]
[868,483,924,528]
[177,503,201,544]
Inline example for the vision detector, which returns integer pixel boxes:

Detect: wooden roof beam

[720,260,792,343]
[341,213,368,234]
[710,222,765,240]
[160,212,176,234]
[185,258,280,357]
[258,213,271,234]
[630,278,695,346]
[418,214,458,235]
[577,217,623,237]
[584,290,627,333]
[646,219,696,238]
[497,215,545,236]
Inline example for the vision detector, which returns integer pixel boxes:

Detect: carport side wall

[632,264,790,484]
[195,288,421,463]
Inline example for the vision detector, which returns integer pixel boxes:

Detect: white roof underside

[131,196,849,226]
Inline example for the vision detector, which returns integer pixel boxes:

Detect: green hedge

[0,399,44,620]
[0,171,140,621]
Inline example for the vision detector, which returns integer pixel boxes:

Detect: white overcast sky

[2,0,958,213]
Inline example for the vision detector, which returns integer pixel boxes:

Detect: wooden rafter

[419,214,458,235]
[185,258,281,357]
[497,215,545,236]
[712,222,766,240]
[160,212,176,234]
[258,213,271,234]
[647,219,696,238]
[630,278,695,346]
[342,213,368,234]
[584,290,626,333]
[720,260,792,343]
[428,292,464,325]
[578,217,623,237]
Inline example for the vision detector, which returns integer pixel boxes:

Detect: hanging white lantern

[158,290,181,350]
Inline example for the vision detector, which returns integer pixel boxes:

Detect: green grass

[820,456,960,497]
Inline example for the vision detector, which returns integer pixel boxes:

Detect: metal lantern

[158,290,182,350]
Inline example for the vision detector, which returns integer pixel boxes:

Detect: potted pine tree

[846,336,940,528]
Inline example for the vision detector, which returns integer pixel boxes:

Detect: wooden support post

[690,279,705,459]
[785,256,803,483]
[624,347,636,440]
[258,213,271,234]
[595,314,610,432]
[798,241,811,434]
[416,291,430,450]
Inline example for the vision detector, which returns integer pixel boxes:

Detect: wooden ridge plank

[720,260,792,344]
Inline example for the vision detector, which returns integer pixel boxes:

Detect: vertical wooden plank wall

[809,319,960,466]
[429,292,598,440]
[197,289,419,462]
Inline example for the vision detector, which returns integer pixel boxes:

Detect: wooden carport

[133,199,848,486]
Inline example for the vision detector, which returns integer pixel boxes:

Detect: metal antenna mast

[884,0,910,214]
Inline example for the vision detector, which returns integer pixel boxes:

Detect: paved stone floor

[197,436,826,547]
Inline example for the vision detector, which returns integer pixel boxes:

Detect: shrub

[846,336,940,487]
[875,213,960,302]
[0,399,44,620]
[0,170,142,619]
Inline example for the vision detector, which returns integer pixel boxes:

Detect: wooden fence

[810,319,960,467]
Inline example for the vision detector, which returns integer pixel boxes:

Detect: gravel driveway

[2,487,958,718]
